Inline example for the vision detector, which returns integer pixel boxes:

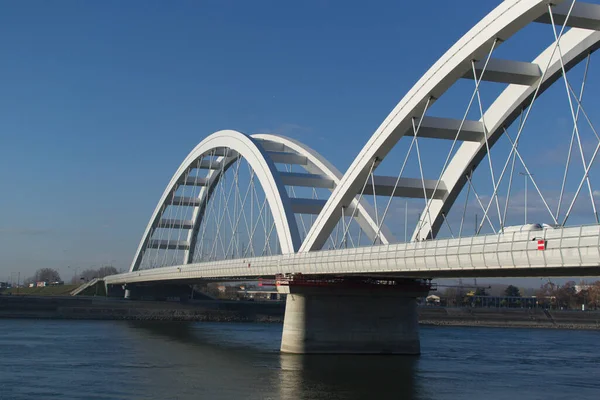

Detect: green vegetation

[1,285,78,296]
[504,285,521,297]
[23,268,62,286]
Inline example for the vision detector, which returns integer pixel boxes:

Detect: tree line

[439,281,600,310]
[23,268,62,286]
[70,266,119,284]
[535,281,600,310]
[22,266,119,286]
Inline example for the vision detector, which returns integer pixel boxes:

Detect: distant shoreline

[419,320,600,330]
[1,295,599,330]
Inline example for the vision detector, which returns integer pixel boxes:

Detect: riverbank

[0,296,284,322]
[418,306,600,330]
[1,295,599,329]
[1,285,79,296]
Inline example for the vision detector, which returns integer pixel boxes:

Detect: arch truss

[302,0,600,252]
[130,130,393,272]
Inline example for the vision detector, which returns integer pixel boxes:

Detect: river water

[0,319,599,400]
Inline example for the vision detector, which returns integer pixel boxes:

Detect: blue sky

[1,0,598,285]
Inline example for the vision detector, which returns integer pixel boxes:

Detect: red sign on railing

[537,240,546,250]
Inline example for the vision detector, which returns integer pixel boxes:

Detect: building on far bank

[575,284,591,293]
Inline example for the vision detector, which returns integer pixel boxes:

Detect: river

[0,319,598,399]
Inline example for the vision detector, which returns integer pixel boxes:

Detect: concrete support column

[279,281,426,354]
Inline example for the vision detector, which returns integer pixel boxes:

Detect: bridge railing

[104,224,600,284]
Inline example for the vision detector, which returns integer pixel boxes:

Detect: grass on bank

[0,285,79,296]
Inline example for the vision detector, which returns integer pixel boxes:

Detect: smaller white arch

[130,130,301,272]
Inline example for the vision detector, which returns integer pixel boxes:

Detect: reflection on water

[129,321,423,400]
[279,354,420,400]
[1,319,599,400]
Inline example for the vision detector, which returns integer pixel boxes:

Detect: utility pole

[519,172,533,224]
[404,201,408,242]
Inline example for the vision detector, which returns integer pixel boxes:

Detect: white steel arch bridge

[106,0,600,287]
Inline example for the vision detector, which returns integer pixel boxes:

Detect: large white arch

[130,130,301,272]
[414,27,600,240]
[301,0,600,251]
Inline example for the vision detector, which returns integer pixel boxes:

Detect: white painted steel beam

[465,58,541,85]
[178,176,209,186]
[267,151,308,165]
[255,139,286,152]
[211,148,237,157]
[415,117,484,142]
[147,240,190,250]
[157,219,194,229]
[290,198,328,214]
[364,176,447,199]
[280,171,335,189]
[169,196,201,207]
[536,2,600,30]
[196,159,223,170]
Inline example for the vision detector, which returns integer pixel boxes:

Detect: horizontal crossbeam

[536,2,600,30]
[466,58,541,85]
[267,151,308,165]
[210,148,237,157]
[169,196,201,207]
[364,176,447,199]
[255,139,286,152]
[147,240,190,250]
[196,159,223,170]
[416,116,484,142]
[178,176,209,186]
[156,219,194,229]
[290,198,328,214]
[280,172,335,189]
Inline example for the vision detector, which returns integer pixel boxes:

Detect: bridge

[104,0,600,354]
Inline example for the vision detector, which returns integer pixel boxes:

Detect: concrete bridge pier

[277,278,430,354]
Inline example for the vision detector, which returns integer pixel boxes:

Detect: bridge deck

[104,225,600,285]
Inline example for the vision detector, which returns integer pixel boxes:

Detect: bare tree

[34,268,61,283]
[587,281,600,310]
[79,269,98,282]
[96,266,118,278]
[23,276,36,286]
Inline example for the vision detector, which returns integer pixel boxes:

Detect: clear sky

[1,0,598,286]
